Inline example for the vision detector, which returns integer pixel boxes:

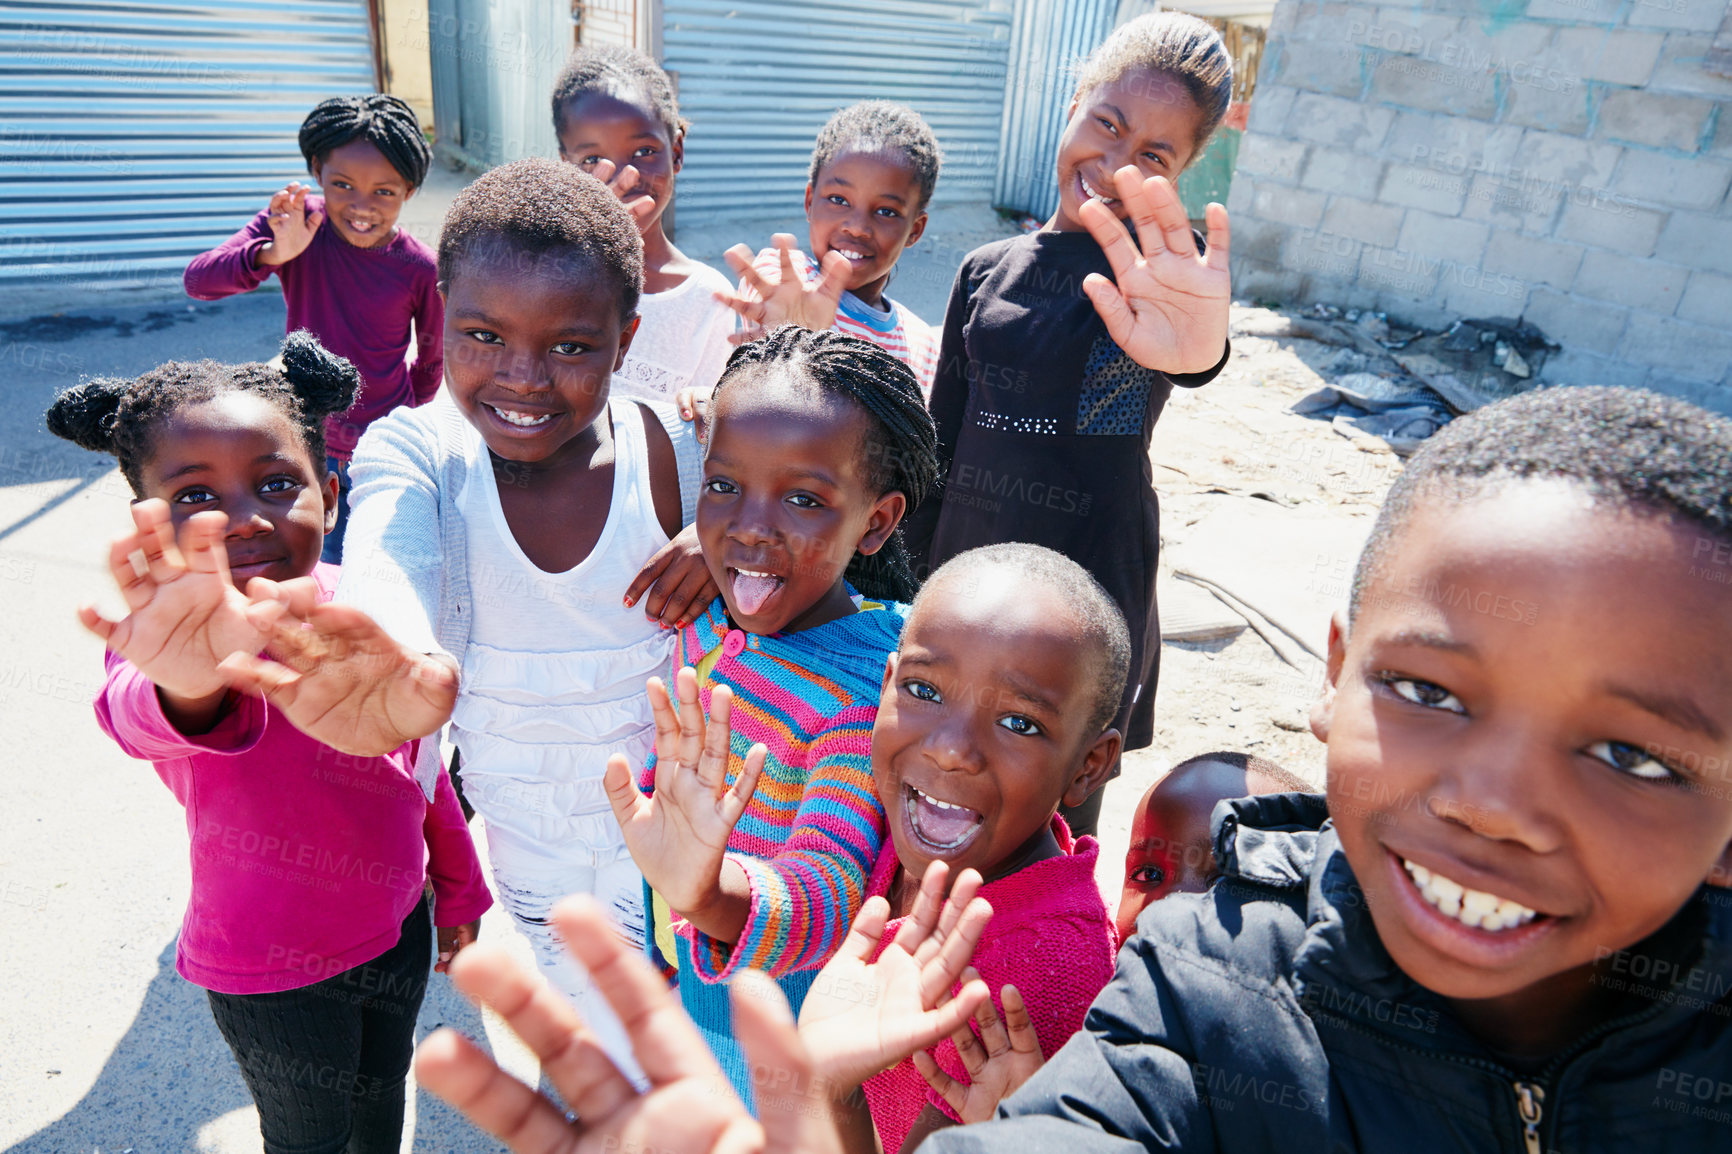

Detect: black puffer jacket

[922,793,1732,1153]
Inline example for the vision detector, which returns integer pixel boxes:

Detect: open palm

[218,580,457,757]
[263,182,324,265]
[715,234,850,344]
[1079,167,1231,375]
[797,861,993,1090]
[78,501,264,701]
[604,667,765,914]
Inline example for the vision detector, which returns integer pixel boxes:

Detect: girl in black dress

[905,13,1235,836]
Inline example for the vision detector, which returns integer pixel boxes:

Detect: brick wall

[1229,0,1732,409]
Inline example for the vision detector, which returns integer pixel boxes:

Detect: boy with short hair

[1116,751,1313,942]
[927,386,1732,1153]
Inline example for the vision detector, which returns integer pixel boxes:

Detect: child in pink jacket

[49,332,489,1154]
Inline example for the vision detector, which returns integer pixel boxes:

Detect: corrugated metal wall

[993,0,1117,221]
[427,0,572,170]
[661,0,1014,228]
[0,1,376,293]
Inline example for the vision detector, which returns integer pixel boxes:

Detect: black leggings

[207,895,432,1154]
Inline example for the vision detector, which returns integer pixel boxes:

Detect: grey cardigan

[334,392,702,794]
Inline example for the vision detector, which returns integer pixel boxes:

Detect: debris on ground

[1246,306,1558,455]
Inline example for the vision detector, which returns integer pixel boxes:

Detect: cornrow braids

[809,101,942,213]
[1075,12,1233,158]
[299,95,431,190]
[1349,386,1732,624]
[552,45,687,140]
[711,325,938,603]
[44,330,360,496]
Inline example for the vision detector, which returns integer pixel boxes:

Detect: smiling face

[697,375,904,635]
[1051,67,1205,233]
[804,149,929,308]
[442,254,637,465]
[556,89,681,237]
[872,567,1120,888]
[1116,759,1291,941]
[140,393,336,586]
[1316,481,1732,1046]
[312,138,413,249]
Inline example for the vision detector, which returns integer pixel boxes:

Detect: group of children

[44,9,1732,1154]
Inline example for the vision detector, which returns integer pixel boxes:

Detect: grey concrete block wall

[1230,0,1732,409]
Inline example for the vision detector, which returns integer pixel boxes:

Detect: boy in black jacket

[417,386,1732,1154]
[927,385,1732,1153]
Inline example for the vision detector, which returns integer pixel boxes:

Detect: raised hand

[797,860,994,1090]
[256,182,324,267]
[1078,166,1230,375]
[79,500,266,727]
[603,667,765,917]
[912,976,1045,1124]
[590,157,659,230]
[714,234,850,345]
[215,578,458,757]
[416,895,845,1154]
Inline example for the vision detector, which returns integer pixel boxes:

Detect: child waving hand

[904,13,1235,839]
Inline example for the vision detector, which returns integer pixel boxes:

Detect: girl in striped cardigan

[604,325,939,1107]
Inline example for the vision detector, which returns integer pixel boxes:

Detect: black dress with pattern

[904,228,1228,751]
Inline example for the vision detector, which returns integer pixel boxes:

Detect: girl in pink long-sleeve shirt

[47,332,489,1154]
[184,95,443,565]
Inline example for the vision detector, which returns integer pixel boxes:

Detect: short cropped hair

[919,543,1132,735]
[436,157,643,320]
[1169,751,1314,793]
[1350,386,1732,623]
[809,101,942,213]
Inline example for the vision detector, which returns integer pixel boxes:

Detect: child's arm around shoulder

[625,401,719,629]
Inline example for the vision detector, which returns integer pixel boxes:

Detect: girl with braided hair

[46,332,490,1154]
[602,324,937,1106]
[185,95,443,565]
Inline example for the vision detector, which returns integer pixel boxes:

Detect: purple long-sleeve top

[184,195,444,459]
[93,563,491,995]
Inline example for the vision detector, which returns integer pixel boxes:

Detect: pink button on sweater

[92,564,491,995]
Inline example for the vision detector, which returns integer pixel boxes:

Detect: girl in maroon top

[185,95,442,563]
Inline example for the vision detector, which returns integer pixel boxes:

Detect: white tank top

[452,402,676,849]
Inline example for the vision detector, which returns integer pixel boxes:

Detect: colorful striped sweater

[639,592,902,1102]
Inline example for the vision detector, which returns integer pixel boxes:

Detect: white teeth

[912,785,973,812]
[834,249,866,260]
[1402,858,1537,932]
[1079,176,1117,204]
[735,568,777,579]
[491,406,552,427]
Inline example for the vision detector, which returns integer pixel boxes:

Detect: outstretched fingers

[414,1028,579,1154]
[732,971,843,1154]
[1117,169,1193,259]
[553,897,731,1091]
[453,930,641,1128]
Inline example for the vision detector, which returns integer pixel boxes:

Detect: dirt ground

[1089,303,1406,898]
